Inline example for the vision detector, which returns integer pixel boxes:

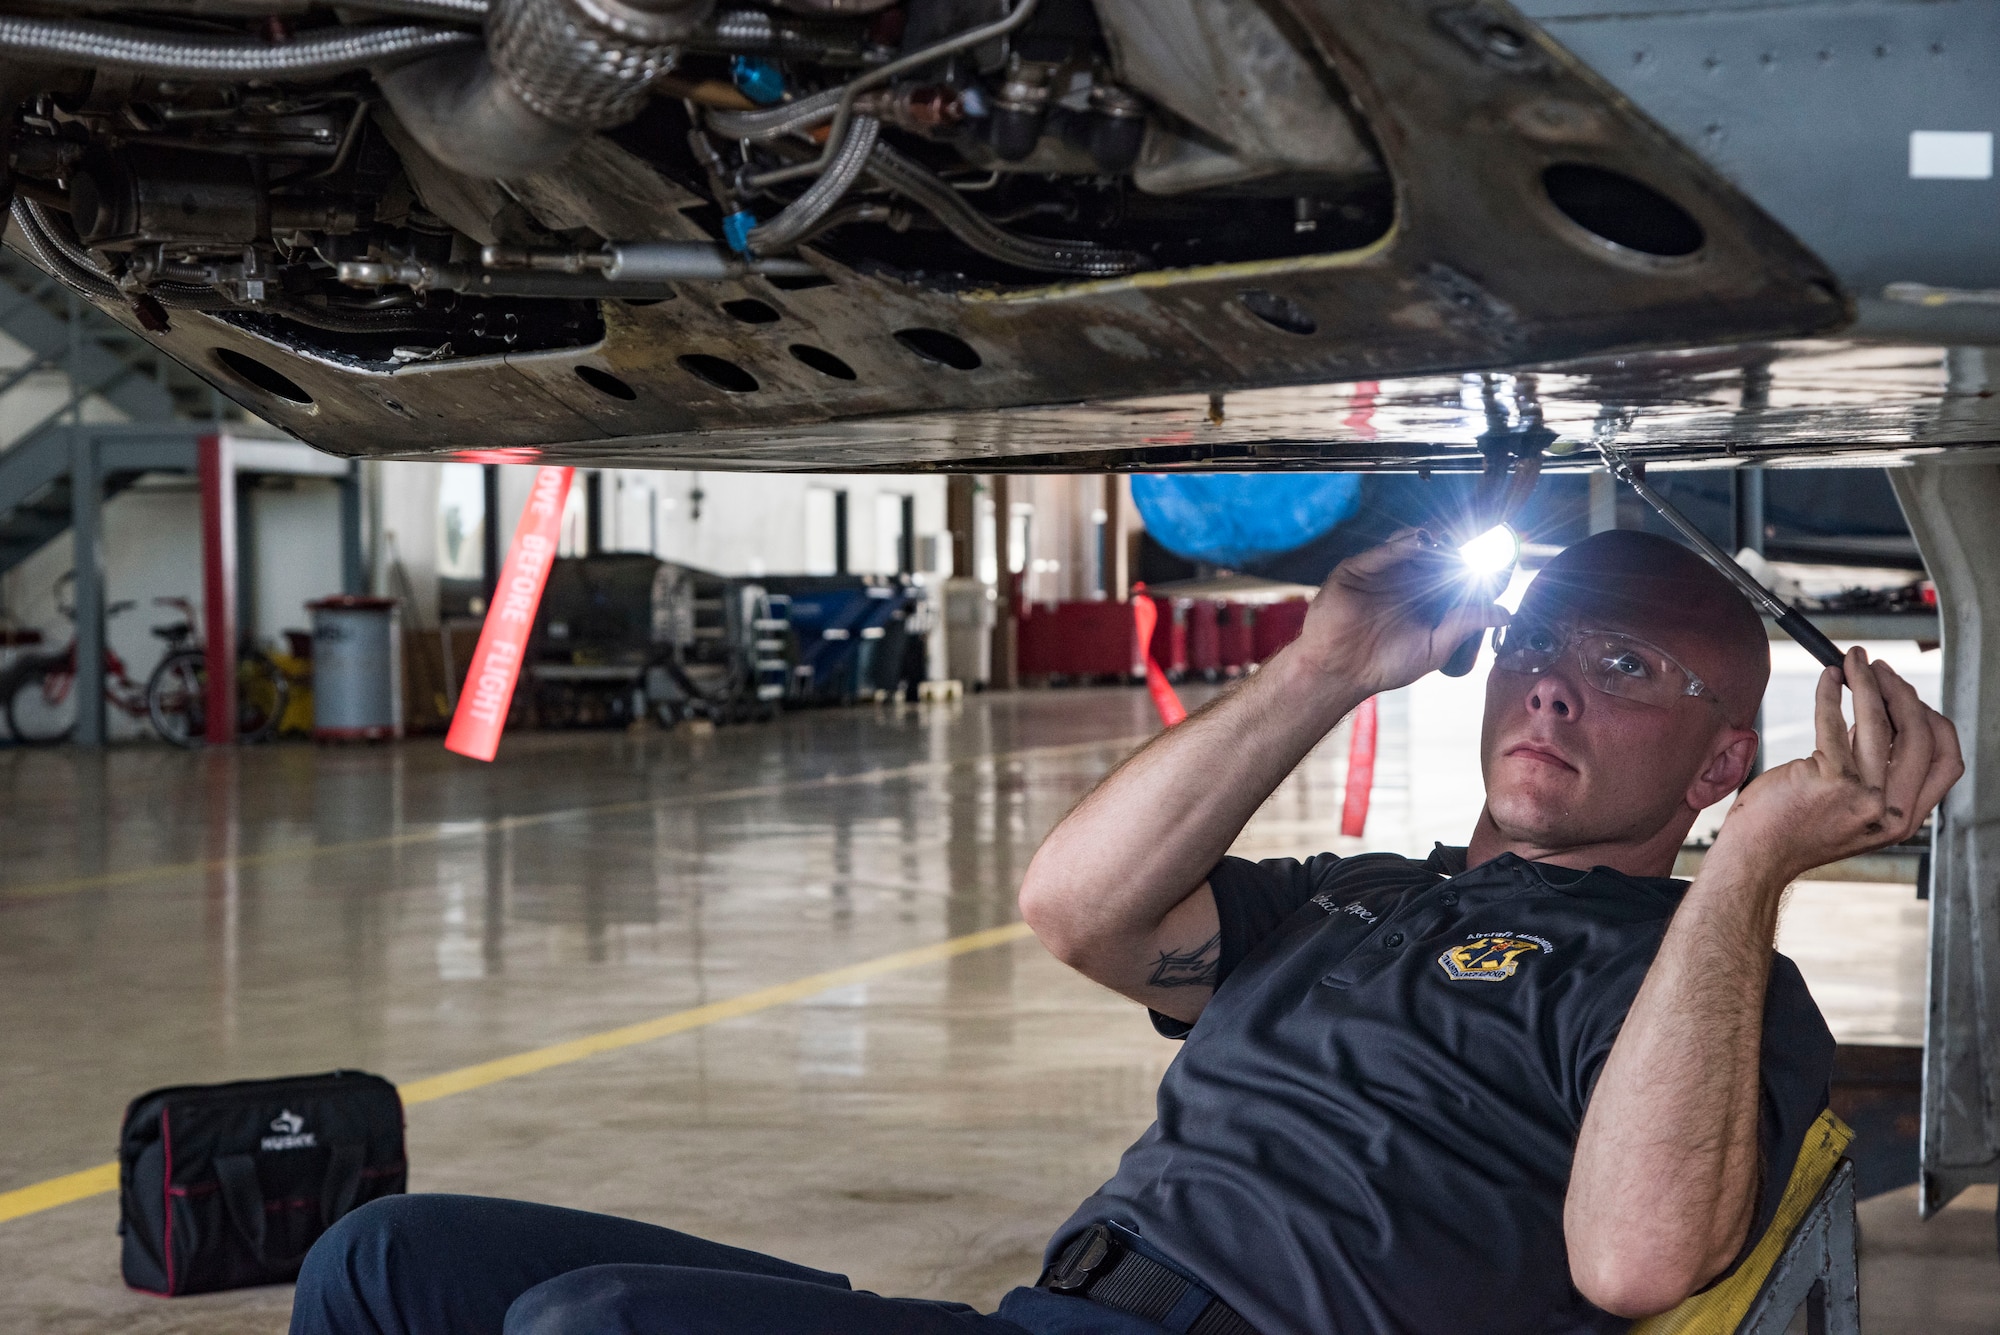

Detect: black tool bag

[118,1070,406,1295]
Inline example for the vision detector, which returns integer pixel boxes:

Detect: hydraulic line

[333,0,488,21]
[863,141,1144,277]
[706,84,841,141]
[739,0,1042,188]
[12,199,232,310]
[0,16,474,78]
[744,113,879,255]
[10,198,119,303]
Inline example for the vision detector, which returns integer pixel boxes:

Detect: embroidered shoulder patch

[1438,934,1545,982]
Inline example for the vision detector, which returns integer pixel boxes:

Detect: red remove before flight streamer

[446,466,574,762]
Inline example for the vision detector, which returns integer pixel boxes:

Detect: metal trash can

[308,596,402,741]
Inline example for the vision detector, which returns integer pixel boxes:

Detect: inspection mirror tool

[1594,443,1847,670]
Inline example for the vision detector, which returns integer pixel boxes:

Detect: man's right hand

[1020,531,1508,1025]
[1294,529,1513,697]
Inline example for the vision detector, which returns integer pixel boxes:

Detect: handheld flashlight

[1416,523,1520,677]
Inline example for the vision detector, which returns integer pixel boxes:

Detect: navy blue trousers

[290,1194,1175,1335]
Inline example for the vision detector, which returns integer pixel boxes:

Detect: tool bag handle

[213,1144,366,1269]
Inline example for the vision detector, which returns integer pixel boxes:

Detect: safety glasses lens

[1577,636,1680,706]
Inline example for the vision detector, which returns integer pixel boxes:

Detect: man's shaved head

[1472,529,1774,872]
[1517,530,1771,727]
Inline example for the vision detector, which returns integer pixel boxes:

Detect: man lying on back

[292,528,1959,1335]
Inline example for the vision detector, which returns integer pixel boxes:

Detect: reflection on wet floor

[0,685,1986,1334]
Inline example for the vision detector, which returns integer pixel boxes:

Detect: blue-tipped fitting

[722,210,758,254]
[731,56,786,106]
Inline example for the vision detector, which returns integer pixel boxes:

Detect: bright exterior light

[1459,523,1520,576]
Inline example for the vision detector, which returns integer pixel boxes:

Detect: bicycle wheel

[5,655,79,745]
[145,649,207,748]
[236,652,288,743]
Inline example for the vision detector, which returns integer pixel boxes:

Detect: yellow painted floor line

[0,922,1036,1227]
[1,735,1149,904]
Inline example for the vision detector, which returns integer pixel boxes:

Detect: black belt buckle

[1044,1222,1116,1293]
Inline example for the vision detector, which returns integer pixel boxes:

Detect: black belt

[1038,1223,1261,1335]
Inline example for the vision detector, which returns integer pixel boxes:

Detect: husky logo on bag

[261,1109,317,1151]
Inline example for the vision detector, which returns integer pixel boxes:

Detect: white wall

[370,460,441,626]
[481,466,949,580]
[250,478,344,644]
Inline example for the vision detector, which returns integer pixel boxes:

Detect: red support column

[198,434,237,746]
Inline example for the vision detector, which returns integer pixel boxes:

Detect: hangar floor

[0,687,1992,1334]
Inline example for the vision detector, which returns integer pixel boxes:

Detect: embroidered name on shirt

[1311,892,1378,924]
[1438,932,1551,982]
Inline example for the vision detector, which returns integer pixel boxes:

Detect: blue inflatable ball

[1130,473,1364,568]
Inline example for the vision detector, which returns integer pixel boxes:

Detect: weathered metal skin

[78,0,1854,471]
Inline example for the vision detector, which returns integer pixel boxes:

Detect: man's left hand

[1716,647,1962,885]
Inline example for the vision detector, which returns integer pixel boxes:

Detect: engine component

[730,54,786,104]
[339,239,817,296]
[1090,0,1379,195]
[765,0,896,13]
[689,9,869,63]
[742,114,880,254]
[990,59,1054,162]
[862,139,1143,276]
[738,0,1042,189]
[378,0,711,179]
[70,151,261,249]
[0,15,472,77]
[1081,82,1145,173]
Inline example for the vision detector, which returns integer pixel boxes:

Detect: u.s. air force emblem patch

[1438,933,1551,982]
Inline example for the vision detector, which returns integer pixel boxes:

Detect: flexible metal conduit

[705,84,841,141]
[740,0,1041,187]
[339,0,489,22]
[744,114,879,254]
[10,198,119,303]
[12,199,233,310]
[0,17,474,77]
[864,142,1145,278]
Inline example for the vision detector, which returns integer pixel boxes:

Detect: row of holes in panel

[575,299,985,401]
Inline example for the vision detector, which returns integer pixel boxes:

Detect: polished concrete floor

[0,686,1991,1333]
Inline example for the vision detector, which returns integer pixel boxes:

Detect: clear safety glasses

[1490,619,1720,711]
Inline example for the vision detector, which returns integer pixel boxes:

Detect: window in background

[614,474,652,553]
[558,478,589,557]
[976,492,996,586]
[805,487,838,575]
[834,489,849,573]
[874,492,910,574]
[437,462,487,617]
[1008,502,1032,575]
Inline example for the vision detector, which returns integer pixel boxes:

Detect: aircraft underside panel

[1527,0,2000,345]
[34,0,1859,471]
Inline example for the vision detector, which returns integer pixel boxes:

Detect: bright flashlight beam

[1458,523,1520,576]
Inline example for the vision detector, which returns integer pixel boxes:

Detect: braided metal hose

[11,198,236,311]
[343,0,489,21]
[744,114,878,255]
[9,198,119,302]
[0,16,473,77]
[864,142,1145,278]
[705,85,841,141]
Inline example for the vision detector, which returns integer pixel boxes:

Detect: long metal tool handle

[1595,446,1846,668]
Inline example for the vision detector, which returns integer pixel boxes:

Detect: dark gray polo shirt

[1047,847,1835,1335]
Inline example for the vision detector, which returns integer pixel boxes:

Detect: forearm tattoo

[1148,932,1222,989]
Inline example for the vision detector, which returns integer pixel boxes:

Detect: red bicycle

[1,577,286,746]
